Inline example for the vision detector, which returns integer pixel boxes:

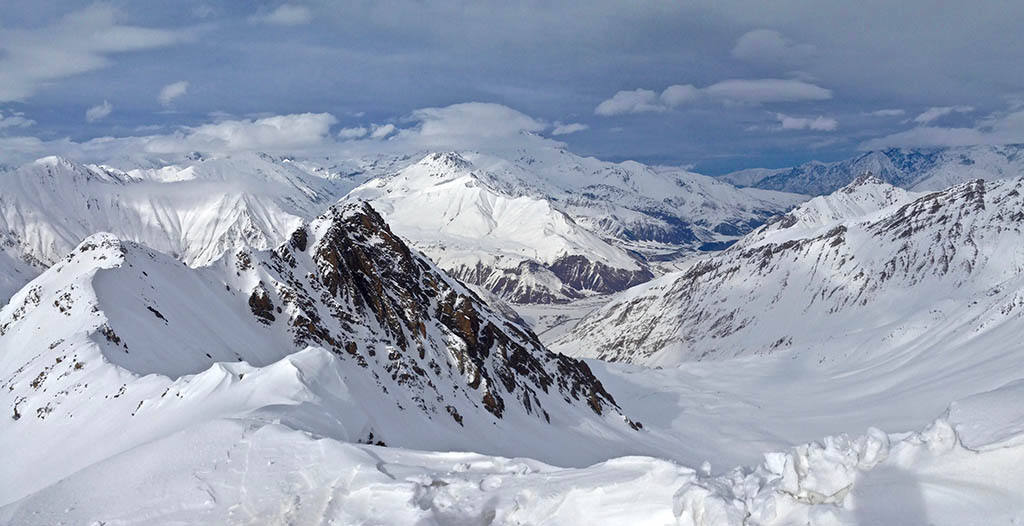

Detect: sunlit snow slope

[347,149,802,303]
[560,175,1024,367]
[0,202,638,505]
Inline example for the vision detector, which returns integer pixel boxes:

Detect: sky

[1,1,1023,174]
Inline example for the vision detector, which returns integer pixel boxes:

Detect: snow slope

[0,202,641,505]
[721,144,1024,195]
[2,380,1022,525]
[559,176,1024,367]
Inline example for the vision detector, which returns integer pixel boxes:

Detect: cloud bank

[595,79,831,116]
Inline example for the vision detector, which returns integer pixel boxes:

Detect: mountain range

[722,144,1024,195]
[2,142,1024,524]
[0,147,801,307]
[557,174,1024,368]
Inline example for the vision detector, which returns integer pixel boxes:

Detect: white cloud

[595,79,831,115]
[145,112,337,153]
[732,29,815,64]
[551,122,589,135]
[659,84,700,107]
[0,103,565,165]
[594,84,699,116]
[407,102,547,139]
[335,102,564,155]
[337,126,369,139]
[250,4,312,26]
[0,5,191,102]
[860,107,1024,149]
[594,89,664,116]
[369,123,396,139]
[158,81,189,107]
[865,109,906,117]
[0,110,35,129]
[775,113,838,131]
[702,79,831,104]
[85,100,113,123]
[912,105,974,124]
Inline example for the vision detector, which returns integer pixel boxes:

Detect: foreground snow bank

[4,385,1023,525]
[674,380,1024,525]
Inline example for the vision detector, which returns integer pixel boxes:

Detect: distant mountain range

[0,147,802,307]
[720,144,1024,195]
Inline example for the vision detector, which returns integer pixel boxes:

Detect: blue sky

[1,1,1023,173]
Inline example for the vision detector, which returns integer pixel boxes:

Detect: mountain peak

[32,155,77,169]
[842,171,887,191]
[419,151,474,171]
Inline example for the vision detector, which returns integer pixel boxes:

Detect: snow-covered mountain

[0,154,364,266]
[556,175,1024,366]
[722,144,1024,195]
[0,149,800,307]
[0,201,640,504]
[346,150,803,303]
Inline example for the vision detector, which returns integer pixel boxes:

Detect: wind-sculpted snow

[346,151,800,303]
[3,383,1023,525]
[559,176,1024,365]
[0,202,637,505]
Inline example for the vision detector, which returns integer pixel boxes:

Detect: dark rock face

[448,257,653,305]
[238,202,625,425]
[247,283,276,324]
[548,255,653,295]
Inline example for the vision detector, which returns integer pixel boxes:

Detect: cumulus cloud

[369,123,396,139]
[594,85,701,116]
[912,105,974,124]
[85,100,113,122]
[595,79,831,115]
[331,102,567,156]
[158,81,189,106]
[250,4,312,26]
[775,113,838,131]
[0,110,35,129]
[145,112,337,152]
[860,107,1024,149]
[732,29,816,64]
[0,5,191,102]
[551,122,589,135]
[407,102,547,139]
[594,89,665,116]
[337,126,369,139]
[865,109,906,117]
[659,84,701,107]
